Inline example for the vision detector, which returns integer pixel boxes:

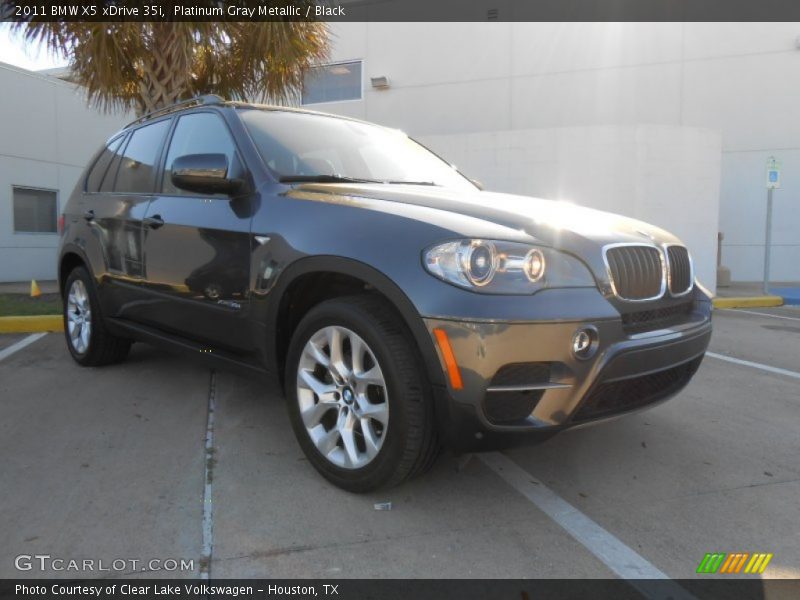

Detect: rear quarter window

[85,135,124,193]
[111,119,171,194]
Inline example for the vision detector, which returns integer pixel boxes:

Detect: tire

[285,295,439,492]
[63,266,131,367]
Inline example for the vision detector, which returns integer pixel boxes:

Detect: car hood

[286,183,681,250]
[284,183,688,296]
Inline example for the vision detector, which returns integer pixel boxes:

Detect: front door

[140,111,253,352]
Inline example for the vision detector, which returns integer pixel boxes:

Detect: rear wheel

[63,266,131,366]
[285,296,439,492]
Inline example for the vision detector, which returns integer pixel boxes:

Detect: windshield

[239,108,476,190]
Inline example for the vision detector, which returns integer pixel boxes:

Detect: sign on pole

[763,156,780,294]
[766,156,781,189]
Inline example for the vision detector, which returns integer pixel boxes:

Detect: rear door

[80,119,171,317]
[139,111,254,351]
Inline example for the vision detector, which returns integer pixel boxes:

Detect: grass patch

[0,293,62,316]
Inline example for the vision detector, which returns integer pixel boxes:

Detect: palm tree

[10,14,329,116]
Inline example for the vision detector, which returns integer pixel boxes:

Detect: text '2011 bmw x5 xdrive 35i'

[59,95,712,492]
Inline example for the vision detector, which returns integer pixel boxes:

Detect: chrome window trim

[486,382,572,392]
[663,243,695,297]
[602,242,667,302]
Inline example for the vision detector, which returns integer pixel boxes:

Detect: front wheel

[285,296,439,492]
[63,266,131,366]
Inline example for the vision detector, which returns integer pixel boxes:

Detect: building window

[12,187,58,233]
[302,60,362,105]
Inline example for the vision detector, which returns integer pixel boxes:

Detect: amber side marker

[433,328,463,390]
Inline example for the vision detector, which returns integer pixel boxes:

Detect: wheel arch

[266,256,445,391]
[58,248,91,298]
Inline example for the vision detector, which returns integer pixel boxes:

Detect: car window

[113,120,171,194]
[86,136,124,193]
[99,134,128,193]
[162,113,238,196]
[239,109,476,190]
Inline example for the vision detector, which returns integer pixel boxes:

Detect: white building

[3,23,799,293]
[302,23,800,293]
[0,61,128,282]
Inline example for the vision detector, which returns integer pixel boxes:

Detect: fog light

[572,327,597,359]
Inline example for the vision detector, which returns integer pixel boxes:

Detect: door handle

[83,210,95,222]
[143,215,164,229]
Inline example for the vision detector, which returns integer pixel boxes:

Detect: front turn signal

[433,328,463,390]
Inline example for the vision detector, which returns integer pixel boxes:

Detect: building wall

[318,23,800,283]
[0,62,129,282]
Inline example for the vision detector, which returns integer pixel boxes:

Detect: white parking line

[480,452,695,600]
[706,352,800,381]
[0,333,47,363]
[718,308,800,322]
[200,371,217,579]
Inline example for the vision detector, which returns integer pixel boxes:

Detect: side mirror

[171,153,242,195]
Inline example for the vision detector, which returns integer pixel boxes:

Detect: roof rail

[124,94,225,128]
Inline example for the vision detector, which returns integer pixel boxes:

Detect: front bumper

[424,290,712,452]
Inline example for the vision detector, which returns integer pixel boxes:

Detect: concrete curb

[712,296,784,309]
[0,315,63,333]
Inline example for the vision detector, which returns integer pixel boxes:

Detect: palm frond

[11,13,329,116]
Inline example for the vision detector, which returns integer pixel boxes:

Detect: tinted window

[99,134,127,193]
[162,113,238,195]
[13,187,57,233]
[113,120,170,194]
[86,136,124,193]
[302,61,362,105]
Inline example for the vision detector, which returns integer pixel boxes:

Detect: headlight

[423,239,595,294]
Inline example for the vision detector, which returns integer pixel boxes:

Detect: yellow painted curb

[0,315,63,333]
[713,296,784,309]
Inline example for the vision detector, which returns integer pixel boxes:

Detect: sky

[0,24,67,71]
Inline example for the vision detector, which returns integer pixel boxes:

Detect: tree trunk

[136,24,193,116]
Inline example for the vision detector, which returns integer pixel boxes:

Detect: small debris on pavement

[374,502,392,511]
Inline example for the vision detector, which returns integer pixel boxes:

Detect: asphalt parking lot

[1,306,798,582]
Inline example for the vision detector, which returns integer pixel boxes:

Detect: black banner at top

[4,0,800,22]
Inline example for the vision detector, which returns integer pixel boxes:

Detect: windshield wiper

[279,174,382,184]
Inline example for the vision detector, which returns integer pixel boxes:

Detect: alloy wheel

[66,279,92,354]
[296,325,389,469]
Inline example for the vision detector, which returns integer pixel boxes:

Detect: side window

[113,119,171,194]
[86,136,124,193]
[99,134,128,193]
[162,113,237,196]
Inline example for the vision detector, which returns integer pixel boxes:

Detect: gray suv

[58,96,712,491]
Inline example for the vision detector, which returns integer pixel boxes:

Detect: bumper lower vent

[605,245,664,301]
[484,390,544,424]
[573,355,703,422]
[621,301,694,334]
[483,362,553,424]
